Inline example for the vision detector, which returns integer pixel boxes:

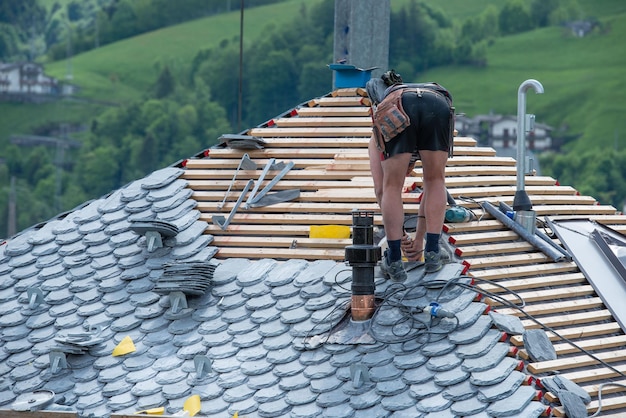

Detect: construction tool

[213,179,254,230]
[216,153,256,210]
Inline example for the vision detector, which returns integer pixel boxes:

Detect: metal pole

[238,0,244,132]
[513,79,543,211]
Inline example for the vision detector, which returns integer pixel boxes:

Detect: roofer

[367,70,455,281]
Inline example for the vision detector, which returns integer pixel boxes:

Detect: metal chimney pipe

[513,79,544,211]
[345,210,381,321]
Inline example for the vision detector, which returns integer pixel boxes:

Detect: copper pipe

[351,294,376,321]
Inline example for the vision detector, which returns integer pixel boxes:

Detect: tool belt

[372,88,411,148]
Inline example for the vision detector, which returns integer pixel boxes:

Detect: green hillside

[2,0,625,151]
[44,0,326,102]
[421,6,626,152]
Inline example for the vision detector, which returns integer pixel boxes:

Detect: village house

[0,62,58,97]
[456,113,553,151]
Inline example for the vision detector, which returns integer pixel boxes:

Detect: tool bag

[372,88,411,146]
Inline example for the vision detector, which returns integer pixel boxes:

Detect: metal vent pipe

[513,79,544,213]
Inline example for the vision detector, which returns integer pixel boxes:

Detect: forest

[1,0,624,238]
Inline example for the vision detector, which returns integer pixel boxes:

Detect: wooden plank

[247,127,373,137]
[212,236,351,248]
[215,247,346,260]
[205,224,312,236]
[207,147,364,159]
[182,169,371,181]
[295,107,371,117]
[486,285,595,306]
[260,137,370,148]
[471,261,579,281]
[448,185,577,198]
[519,307,612,329]
[450,146,497,156]
[442,175,557,187]
[186,178,390,191]
[448,230,521,245]
[463,252,550,269]
[443,219,506,234]
[194,189,384,203]
[331,87,365,97]
[518,334,626,358]
[453,241,535,257]
[196,202,394,215]
[309,96,367,106]
[528,349,626,374]
[553,395,626,417]
[478,272,587,293]
[273,116,372,127]
[509,321,622,346]
[559,363,626,384]
[201,213,379,225]
[495,297,606,317]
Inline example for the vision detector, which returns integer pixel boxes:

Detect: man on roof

[367,69,454,281]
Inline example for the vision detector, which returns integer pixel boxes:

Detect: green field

[44,0,326,102]
[421,5,626,151]
[2,0,625,152]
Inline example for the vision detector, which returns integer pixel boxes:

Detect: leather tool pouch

[372,88,411,146]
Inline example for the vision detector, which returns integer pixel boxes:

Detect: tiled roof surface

[1,87,626,417]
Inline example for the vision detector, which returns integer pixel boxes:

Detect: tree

[499,0,534,35]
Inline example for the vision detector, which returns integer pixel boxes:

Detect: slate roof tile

[4,86,621,417]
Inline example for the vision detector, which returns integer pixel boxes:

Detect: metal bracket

[145,230,163,252]
[49,351,67,374]
[213,179,254,230]
[243,158,276,209]
[217,153,256,210]
[169,291,188,314]
[193,355,213,379]
[350,364,370,388]
[26,287,44,309]
[246,161,295,207]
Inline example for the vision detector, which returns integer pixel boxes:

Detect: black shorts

[383,89,452,159]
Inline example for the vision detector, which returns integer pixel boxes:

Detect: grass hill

[422,7,626,152]
[1,0,624,153]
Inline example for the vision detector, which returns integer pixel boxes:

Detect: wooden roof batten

[180,87,626,415]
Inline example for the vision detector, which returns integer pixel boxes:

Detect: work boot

[424,251,443,274]
[380,251,407,282]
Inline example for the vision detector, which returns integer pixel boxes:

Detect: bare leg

[368,135,383,205]
[380,152,412,242]
[418,149,448,242]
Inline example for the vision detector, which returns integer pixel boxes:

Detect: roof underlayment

[1,87,626,417]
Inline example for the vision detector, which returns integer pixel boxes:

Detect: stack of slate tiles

[153,262,216,296]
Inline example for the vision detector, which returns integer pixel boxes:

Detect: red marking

[448,237,457,244]
[483,305,491,314]
[267,119,275,127]
[515,360,524,371]
[508,346,519,356]
[535,378,544,389]
[204,149,210,157]
[555,180,560,186]
[454,248,463,256]
[442,225,450,233]
[181,159,188,167]
[500,332,509,342]
[290,109,298,116]
[461,264,470,275]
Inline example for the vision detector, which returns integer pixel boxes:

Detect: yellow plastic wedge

[112,335,136,357]
[309,225,351,239]
[183,394,201,417]
[134,407,164,415]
